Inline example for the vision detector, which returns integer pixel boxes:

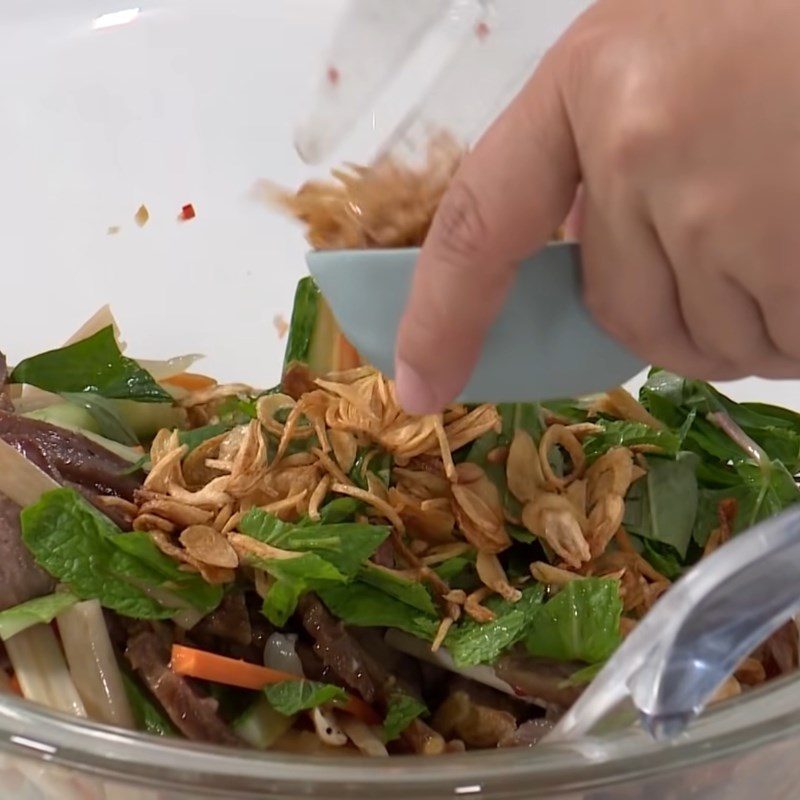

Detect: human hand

[395,0,800,413]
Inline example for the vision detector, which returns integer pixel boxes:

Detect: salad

[0,152,798,757]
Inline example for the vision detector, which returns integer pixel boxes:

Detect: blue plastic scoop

[306,243,645,403]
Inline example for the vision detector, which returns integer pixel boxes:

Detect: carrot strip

[170,644,379,725]
[163,373,217,392]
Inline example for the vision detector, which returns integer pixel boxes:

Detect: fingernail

[395,358,439,415]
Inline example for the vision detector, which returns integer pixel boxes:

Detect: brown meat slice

[298,595,380,703]
[125,629,241,746]
[0,410,142,499]
[0,491,55,610]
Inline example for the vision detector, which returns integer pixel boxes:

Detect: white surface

[0,0,798,409]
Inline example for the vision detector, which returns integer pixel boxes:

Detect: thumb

[395,48,580,414]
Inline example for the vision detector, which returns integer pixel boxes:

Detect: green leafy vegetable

[359,562,437,615]
[11,326,171,403]
[178,422,233,453]
[310,497,362,525]
[559,661,605,688]
[264,680,348,716]
[623,453,700,558]
[525,579,622,664]
[445,584,545,668]
[318,583,439,640]
[0,592,79,641]
[122,672,176,736]
[240,509,388,577]
[382,692,428,742]
[638,538,685,580]
[256,553,348,626]
[582,420,681,462]
[350,449,392,491]
[21,489,223,619]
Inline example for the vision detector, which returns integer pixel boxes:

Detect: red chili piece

[475,21,490,40]
[326,65,340,86]
[180,203,196,221]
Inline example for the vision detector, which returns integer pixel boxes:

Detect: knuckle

[606,111,668,172]
[428,180,491,263]
[673,188,720,255]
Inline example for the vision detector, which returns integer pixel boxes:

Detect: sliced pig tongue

[126,629,241,746]
[0,410,141,501]
[0,492,55,611]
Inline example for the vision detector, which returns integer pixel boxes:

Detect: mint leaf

[178,422,233,453]
[383,692,427,742]
[21,489,222,618]
[252,552,348,626]
[582,420,680,462]
[623,453,700,558]
[318,583,439,641]
[359,562,437,615]
[639,538,685,580]
[0,592,79,641]
[308,497,361,525]
[264,680,348,715]
[525,579,622,664]
[262,580,305,627]
[240,509,388,577]
[12,326,171,403]
[445,584,545,667]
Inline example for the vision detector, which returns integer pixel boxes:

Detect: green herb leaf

[310,497,362,525]
[582,420,680,462]
[318,583,439,641]
[359,562,437,615]
[178,422,233,453]
[262,580,305,627]
[623,453,700,558]
[264,680,348,716]
[445,584,545,668]
[21,489,223,619]
[525,579,622,664]
[638,538,685,580]
[254,552,348,626]
[12,327,171,403]
[240,509,388,577]
[0,591,79,641]
[559,661,605,689]
[122,672,176,736]
[382,692,428,742]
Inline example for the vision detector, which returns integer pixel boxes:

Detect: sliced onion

[64,305,124,349]
[264,632,304,677]
[0,439,60,507]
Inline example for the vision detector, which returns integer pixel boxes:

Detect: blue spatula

[307,243,645,403]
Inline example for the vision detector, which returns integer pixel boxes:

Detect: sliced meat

[0,411,142,519]
[495,654,584,710]
[298,595,380,703]
[125,629,241,746]
[0,491,55,610]
[191,592,252,647]
[0,353,12,412]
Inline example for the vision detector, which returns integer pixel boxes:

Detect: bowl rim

[1,672,799,798]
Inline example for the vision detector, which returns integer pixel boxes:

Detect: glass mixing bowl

[3,2,800,798]
[2,673,800,799]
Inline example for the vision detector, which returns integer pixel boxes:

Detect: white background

[0,0,797,409]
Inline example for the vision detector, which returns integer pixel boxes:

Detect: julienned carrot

[162,372,217,392]
[170,645,379,725]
